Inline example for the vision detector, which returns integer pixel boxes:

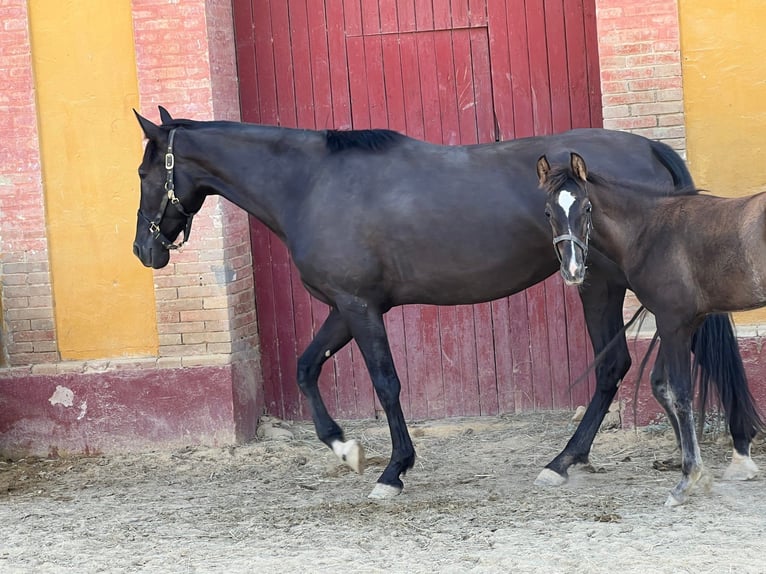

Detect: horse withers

[537,152,764,505]
[132,106,755,499]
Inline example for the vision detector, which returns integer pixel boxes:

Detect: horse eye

[584,202,592,213]
[544,209,551,219]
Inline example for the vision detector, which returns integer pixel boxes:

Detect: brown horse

[132,107,758,499]
[537,152,764,505]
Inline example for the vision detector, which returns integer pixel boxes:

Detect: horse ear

[536,155,551,186]
[134,109,162,140]
[571,153,588,182]
[158,106,173,124]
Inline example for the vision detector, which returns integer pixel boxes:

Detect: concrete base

[0,356,262,458]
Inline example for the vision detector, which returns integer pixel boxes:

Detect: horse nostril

[133,243,140,257]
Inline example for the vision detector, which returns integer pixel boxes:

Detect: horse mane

[324,128,405,153]
[543,164,700,198]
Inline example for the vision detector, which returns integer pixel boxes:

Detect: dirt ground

[1,410,764,574]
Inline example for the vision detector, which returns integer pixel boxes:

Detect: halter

[137,128,196,250]
[551,194,592,263]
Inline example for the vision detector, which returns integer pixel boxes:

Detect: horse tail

[649,139,694,189]
[692,313,765,444]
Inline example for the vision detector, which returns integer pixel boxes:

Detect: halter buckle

[165,152,175,170]
[149,221,160,235]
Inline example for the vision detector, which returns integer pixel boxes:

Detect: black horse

[133,108,755,499]
[538,152,764,505]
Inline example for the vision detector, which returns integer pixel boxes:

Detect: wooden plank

[474,302,499,415]
[271,0,297,127]
[344,0,363,36]
[525,0,552,135]
[231,0,260,123]
[379,0,398,34]
[364,35,388,128]
[452,29,478,143]
[545,0,571,134]
[346,36,371,132]
[433,30,460,144]
[326,0,352,128]
[491,298,514,414]
[289,0,315,128]
[470,27,494,142]
[416,31,442,143]
[486,0,514,139]
[323,0,356,415]
[545,276,572,409]
[469,0,487,26]
[451,0,469,28]
[252,0,278,124]
[583,0,603,127]
[397,32,431,419]
[286,0,322,417]
[508,292,532,411]
[361,0,380,35]
[564,0,591,129]
[396,0,417,32]
[433,0,451,30]
[250,222,282,416]
[526,282,552,409]
[307,0,334,129]
[380,34,413,418]
[415,0,434,31]
[505,0,533,137]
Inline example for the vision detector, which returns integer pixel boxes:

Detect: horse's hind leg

[650,353,681,448]
[660,330,704,506]
[336,296,415,499]
[296,308,365,473]
[536,274,631,486]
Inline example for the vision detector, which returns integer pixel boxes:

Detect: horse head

[536,152,592,286]
[133,109,203,269]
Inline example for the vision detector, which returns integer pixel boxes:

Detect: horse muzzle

[133,240,171,269]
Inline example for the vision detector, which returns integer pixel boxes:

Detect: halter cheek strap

[138,128,196,250]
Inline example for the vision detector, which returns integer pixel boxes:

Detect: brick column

[595,0,686,155]
[0,0,57,368]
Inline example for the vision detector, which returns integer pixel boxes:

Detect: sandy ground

[1,410,764,574]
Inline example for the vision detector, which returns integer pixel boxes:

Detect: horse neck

[182,124,322,238]
[587,182,658,267]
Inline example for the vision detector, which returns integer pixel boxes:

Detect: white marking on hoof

[331,439,366,474]
[664,492,685,507]
[723,449,759,481]
[534,468,568,487]
[368,483,402,499]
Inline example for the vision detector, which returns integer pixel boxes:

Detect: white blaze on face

[557,189,581,277]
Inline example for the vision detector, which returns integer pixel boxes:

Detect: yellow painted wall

[679,1,766,325]
[28,1,159,359]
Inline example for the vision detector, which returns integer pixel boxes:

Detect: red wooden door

[232,0,602,421]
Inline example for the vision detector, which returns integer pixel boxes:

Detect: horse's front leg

[659,329,704,506]
[536,272,631,486]
[296,308,365,474]
[337,296,415,499]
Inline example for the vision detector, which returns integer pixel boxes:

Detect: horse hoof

[534,468,568,487]
[368,483,403,499]
[332,439,366,474]
[664,491,686,507]
[723,452,759,481]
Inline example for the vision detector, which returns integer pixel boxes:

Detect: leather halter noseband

[137,128,196,250]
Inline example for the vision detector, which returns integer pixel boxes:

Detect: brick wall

[0,0,57,368]
[132,0,259,367]
[595,0,686,155]
[0,0,257,371]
